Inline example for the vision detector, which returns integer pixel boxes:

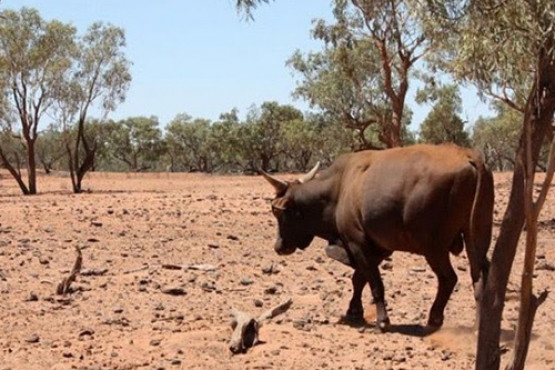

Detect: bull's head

[261,163,320,255]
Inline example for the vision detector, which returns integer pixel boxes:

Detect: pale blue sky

[2,0,491,130]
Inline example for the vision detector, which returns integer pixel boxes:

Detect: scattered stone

[161,287,187,296]
[150,339,161,346]
[78,329,95,338]
[381,262,393,271]
[264,286,278,295]
[227,235,239,241]
[411,266,426,273]
[81,268,108,276]
[207,243,219,249]
[254,299,263,308]
[201,281,217,292]
[240,277,253,286]
[188,264,217,272]
[90,221,103,227]
[262,263,278,275]
[441,350,452,361]
[25,292,39,302]
[161,264,182,270]
[25,334,40,343]
[536,261,555,271]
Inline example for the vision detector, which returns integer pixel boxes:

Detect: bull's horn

[260,170,288,194]
[298,162,320,184]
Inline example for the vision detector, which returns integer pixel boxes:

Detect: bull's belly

[366,228,426,255]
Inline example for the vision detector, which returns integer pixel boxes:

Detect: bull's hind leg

[425,253,458,329]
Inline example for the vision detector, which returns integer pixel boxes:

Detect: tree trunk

[507,130,555,370]
[0,147,30,194]
[475,75,555,369]
[27,139,37,194]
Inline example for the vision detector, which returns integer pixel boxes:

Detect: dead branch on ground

[56,246,82,295]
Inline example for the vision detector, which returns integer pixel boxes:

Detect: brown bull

[261,144,494,331]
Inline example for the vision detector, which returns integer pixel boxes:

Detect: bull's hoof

[426,316,444,332]
[377,318,391,332]
[340,308,365,325]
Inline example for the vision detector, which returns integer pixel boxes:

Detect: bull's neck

[295,177,339,242]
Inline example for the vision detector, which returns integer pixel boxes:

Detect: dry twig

[56,246,82,295]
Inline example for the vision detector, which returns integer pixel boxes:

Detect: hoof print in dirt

[229,298,292,354]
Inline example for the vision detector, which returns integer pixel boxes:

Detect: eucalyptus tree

[107,116,164,172]
[416,84,469,146]
[54,22,131,193]
[244,101,303,171]
[209,108,244,172]
[164,113,213,172]
[0,7,75,194]
[241,0,430,148]
[288,36,391,150]
[35,125,65,174]
[420,2,555,369]
[472,103,521,171]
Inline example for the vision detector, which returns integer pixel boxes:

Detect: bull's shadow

[337,316,438,338]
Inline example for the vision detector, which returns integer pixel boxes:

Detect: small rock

[240,277,253,286]
[25,334,40,343]
[25,292,38,302]
[207,243,219,249]
[381,262,393,271]
[264,286,278,295]
[150,339,161,346]
[262,263,278,274]
[411,266,426,273]
[227,235,239,241]
[161,264,182,270]
[78,329,95,338]
[161,287,187,296]
[254,299,263,307]
[536,261,555,271]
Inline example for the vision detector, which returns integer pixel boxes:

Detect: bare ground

[0,171,554,370]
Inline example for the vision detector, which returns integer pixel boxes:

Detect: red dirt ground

[0,170,554,369]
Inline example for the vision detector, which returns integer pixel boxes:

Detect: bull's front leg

[347,243,390,332]
[325,242,364,321]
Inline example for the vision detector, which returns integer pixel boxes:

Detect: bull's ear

[298,161,320,184]
[260,170,288,194]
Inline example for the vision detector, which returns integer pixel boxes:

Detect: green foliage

[35,125,65,173]
[107,116,164,171]
[288,0,427,149]
[472,102,521,171]
[0,7,76,193]
[417,84,470,146]
[164,113,213,172]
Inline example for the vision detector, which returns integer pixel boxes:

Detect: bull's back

[337,144,481,255]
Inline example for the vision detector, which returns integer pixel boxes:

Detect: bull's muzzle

[274,239,296,255]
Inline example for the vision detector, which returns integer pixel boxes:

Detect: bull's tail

[467,157,494,269]
[465,154,494,327]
